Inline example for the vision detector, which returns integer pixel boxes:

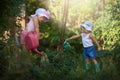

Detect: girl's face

[82,27,90,33]
[38,16,47,22]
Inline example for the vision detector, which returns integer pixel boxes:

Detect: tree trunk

[60,0,69,62]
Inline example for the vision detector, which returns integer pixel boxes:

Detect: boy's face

[82,27,90,33]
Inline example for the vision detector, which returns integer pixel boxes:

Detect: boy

[66,21,101,72]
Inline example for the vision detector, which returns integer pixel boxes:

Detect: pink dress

[20,17,39,50]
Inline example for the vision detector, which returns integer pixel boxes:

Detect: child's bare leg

[92,58,98,64]
[85,58,89,64]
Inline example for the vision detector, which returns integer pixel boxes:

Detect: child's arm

[90,34,101,51]
[66,34,81,41]
[33,16,40,39]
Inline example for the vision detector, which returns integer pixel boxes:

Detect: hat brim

[81,24,92,31]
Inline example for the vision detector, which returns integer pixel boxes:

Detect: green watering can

[63,41,73,51]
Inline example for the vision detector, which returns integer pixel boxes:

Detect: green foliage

[2,45,32,72]
[25,0,49,16]
[0,0,25,36]
[94,0,120,51]
[38,22,62,50]
[1,49,120,80]
[69,0,98,18]
[93,0,120,75]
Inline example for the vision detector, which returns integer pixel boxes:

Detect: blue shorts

[83,46,96,59]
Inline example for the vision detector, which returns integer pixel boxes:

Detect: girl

[20,8,50,56]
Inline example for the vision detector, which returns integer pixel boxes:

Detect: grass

[0,47,120,80]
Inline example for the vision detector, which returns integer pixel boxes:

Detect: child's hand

[98,46,101,51]
[66,38,70,41]
[40,52,45,56]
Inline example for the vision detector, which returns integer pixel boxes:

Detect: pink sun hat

[31,8,50,21]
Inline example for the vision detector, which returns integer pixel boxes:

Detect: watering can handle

[64,40,66,44]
